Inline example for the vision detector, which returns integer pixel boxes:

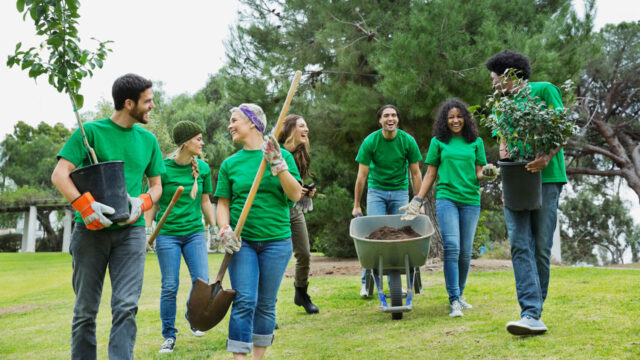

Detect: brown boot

[294,284,319,314]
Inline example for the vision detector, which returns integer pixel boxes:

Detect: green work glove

[399,196,423,221]
[482,164,500,181]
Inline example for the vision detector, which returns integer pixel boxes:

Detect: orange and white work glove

[71,192,115,230]
[262,135,289,176]
[218,224,242,254]
[118,193,153,225]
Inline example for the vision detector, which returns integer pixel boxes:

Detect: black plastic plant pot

[70,161,130,223]
[498,160,542,211]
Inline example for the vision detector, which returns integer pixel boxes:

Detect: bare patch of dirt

[284,256,512,278]
[0,305,38,316]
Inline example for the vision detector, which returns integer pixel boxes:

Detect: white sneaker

[360,283,368,297]
[190,326,205,337]
[449,300,463,317]
[159,338,175,353]
[459,296,473,309]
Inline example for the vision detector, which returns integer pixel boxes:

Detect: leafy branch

[471,70,578,161]
[6,0,112,110]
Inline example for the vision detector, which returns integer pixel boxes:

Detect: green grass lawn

[1,253,638,359]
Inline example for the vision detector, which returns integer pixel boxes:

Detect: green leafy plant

[471,70,578,161]
[7,0,112,110]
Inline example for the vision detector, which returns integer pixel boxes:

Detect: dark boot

[294,284,319,314]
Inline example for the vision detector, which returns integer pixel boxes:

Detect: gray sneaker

[159,338,175,353]
[506,316,548,335]
[449,300,463,317]
[459,296,473,309]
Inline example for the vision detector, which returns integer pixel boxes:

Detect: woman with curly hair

[277,114,319,314]
[400,98,495,317]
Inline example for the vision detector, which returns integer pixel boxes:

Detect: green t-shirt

[527,82,567,184]
[156,158,212,236]
[214,148,301,241]
[355,129,423,191]
[425,136,487,205]
[57,118,165,228]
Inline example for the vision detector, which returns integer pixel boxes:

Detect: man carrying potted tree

[51,74,165,359]
[485,50,567,336]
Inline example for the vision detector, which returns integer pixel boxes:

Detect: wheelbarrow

[350,214,434,320]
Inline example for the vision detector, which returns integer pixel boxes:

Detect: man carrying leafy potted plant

[483,50,573,336]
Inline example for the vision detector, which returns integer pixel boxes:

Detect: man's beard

[130,107,148,124]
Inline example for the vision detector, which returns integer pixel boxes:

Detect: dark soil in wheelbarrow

[367,225,421,240]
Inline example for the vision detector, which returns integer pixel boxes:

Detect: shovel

[146,186,184,251]
[188,70,302,331]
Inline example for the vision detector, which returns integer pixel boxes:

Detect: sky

[0,0,241,137]
[1,0,639,224]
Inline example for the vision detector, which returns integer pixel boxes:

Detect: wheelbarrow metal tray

[350,215,434,270]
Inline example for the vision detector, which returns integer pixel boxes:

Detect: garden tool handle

[147,186,184,246]
[215,70,302,283]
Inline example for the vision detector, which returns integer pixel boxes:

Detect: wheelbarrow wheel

[389,271,403,320]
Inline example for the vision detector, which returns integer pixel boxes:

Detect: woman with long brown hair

[277,114,319,314]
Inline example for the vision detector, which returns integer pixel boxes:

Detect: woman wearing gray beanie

[215,103,302,360]
[153,120,217,354]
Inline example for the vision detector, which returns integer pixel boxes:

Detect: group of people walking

[51,49,565,359]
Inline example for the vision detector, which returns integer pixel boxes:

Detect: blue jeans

[69,224,146,360]
[366,187,409,217]
[156,232,209,340]
[436,199,481,303]
[227,239,292,354]
[361,187,410,284]
[504,183,562,319]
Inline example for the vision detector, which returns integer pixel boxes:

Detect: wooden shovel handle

[147,186,184,246]
[216,70,302,282]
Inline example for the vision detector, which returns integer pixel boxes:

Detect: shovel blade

[188,278,236,331]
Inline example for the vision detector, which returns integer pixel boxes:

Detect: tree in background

[0,121,70,189]
[215,0,595,257]
[560,183,639,265]
[566,21,640,203]
[0,121,71,250]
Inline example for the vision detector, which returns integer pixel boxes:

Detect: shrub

[306,184,356,258]
[483,239,512,260]
[0,233,22,252]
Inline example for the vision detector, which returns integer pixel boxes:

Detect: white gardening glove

[118,193,153,225]
[482,164,500,181]
[295,196,314,213]
[399,196,423,221]
[262,135,289,176]
[71,192,115,230]
[218,224,242,254]
[208,225,221,251]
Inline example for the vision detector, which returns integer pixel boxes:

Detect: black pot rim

[497,160,530,166]
[70,160,124,173]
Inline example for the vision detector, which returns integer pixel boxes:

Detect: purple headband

[238,106,264,133]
